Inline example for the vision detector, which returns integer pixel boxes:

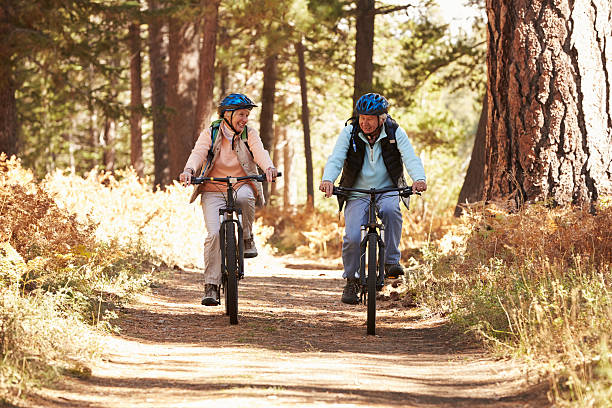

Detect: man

[319,93,427,305]
[179,93,278,306]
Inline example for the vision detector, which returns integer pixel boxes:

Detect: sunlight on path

[32,256,546,408]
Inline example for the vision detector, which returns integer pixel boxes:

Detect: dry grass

[407,201,612,406]
[44,168,206,269]
[0,156,156,402]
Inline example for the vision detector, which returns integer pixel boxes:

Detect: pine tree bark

[296,39,315,208]
[485,0,612,207]
[353,0,375,106]
[0,7,17,158]
[455,95,487,216]
[259,52,278,202]
[194,0,220,136]
[167,17,200,181]
[129,20,145,178]
[147,0,169,187]
[0,73,17,158]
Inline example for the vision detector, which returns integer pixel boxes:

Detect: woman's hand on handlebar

[319,180,334,198]
[179,169,194,186]
[265,166,278,183]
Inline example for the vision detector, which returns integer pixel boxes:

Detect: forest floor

[22,253,550,408]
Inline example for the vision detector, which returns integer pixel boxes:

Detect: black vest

[337,116,407,211]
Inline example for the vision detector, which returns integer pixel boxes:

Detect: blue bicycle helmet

[355,93,389,115]
[218,93,257,116]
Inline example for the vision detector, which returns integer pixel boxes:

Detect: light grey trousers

[201,187,255,285]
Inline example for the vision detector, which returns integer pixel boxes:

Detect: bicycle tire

[225,222,239,325]
[367,233,377,335]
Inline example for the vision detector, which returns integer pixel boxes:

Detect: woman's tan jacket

[184,123,273,208]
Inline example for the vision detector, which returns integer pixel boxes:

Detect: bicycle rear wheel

[367,233,377,335]
[224,221,239,325]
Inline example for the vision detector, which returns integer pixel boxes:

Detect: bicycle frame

[219,184,244,276]
[358,189,386,295]
[191,173,281,324]
[333,185,415,335]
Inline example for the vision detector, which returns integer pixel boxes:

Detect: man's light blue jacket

[322,123,426,197]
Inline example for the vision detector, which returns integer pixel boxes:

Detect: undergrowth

[408,201,612,407]
[0,156,157,402]
[3,150,610,407]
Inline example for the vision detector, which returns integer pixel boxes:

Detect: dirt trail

[27,255,548,408]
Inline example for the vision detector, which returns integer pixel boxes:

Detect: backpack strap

[207,119,254,164]
[383,115,398,143]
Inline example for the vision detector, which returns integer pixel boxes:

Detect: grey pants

[201,187,255,285]
[342,193,402,279]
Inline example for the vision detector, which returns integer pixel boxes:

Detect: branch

[374,4,415,15]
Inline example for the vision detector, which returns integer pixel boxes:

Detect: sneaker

[341,278,360,305]
[385,263,405,279]
[201,283,220,306]
[244,237,258,258]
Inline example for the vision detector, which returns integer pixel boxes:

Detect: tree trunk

[147,0,169,187]
[102,118,116,172]
[0,73,17,158]
[296,39,315,209]
[87,64,99,170]
[194,0,220,137]
[353,0,375,106]
[454,94,487,216]
[129,19,145,178]
[218,26,229,98]
[485,0,612,207]
[259,52,278,202]
[270,123,280,198]
[0,8,17,158]
[282,127,293,209]
[167,17,200,181]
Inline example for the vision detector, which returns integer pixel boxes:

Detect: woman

[179,93,278,306]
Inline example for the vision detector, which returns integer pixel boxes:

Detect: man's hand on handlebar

[413,180,427,193]
[179,168,194,186]
[319,180,334,198]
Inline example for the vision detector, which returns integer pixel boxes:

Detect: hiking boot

[341,278,360,305]
[385,263,405,279]
[201,284,220,306]
[244,237,258,258]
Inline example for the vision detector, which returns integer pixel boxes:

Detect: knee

[206,230,220,241]
[343,232,361,249]
[380,203,401,220]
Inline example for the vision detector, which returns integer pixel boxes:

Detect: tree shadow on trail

[115,269,477,356]
[33,375,551,408]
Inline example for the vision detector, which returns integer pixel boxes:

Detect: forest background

[0,0,611,407]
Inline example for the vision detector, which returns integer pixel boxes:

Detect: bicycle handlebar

[332,185,417,197]
[191,172,282,185]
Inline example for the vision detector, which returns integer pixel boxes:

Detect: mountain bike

[333,185,417,335]
[191,173,281,325]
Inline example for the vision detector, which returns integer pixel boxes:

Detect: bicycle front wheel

[224,221,239,325]
[367,233,377,335]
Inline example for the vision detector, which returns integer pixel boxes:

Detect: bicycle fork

[358,225,386,302]
[219,209,245,292]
